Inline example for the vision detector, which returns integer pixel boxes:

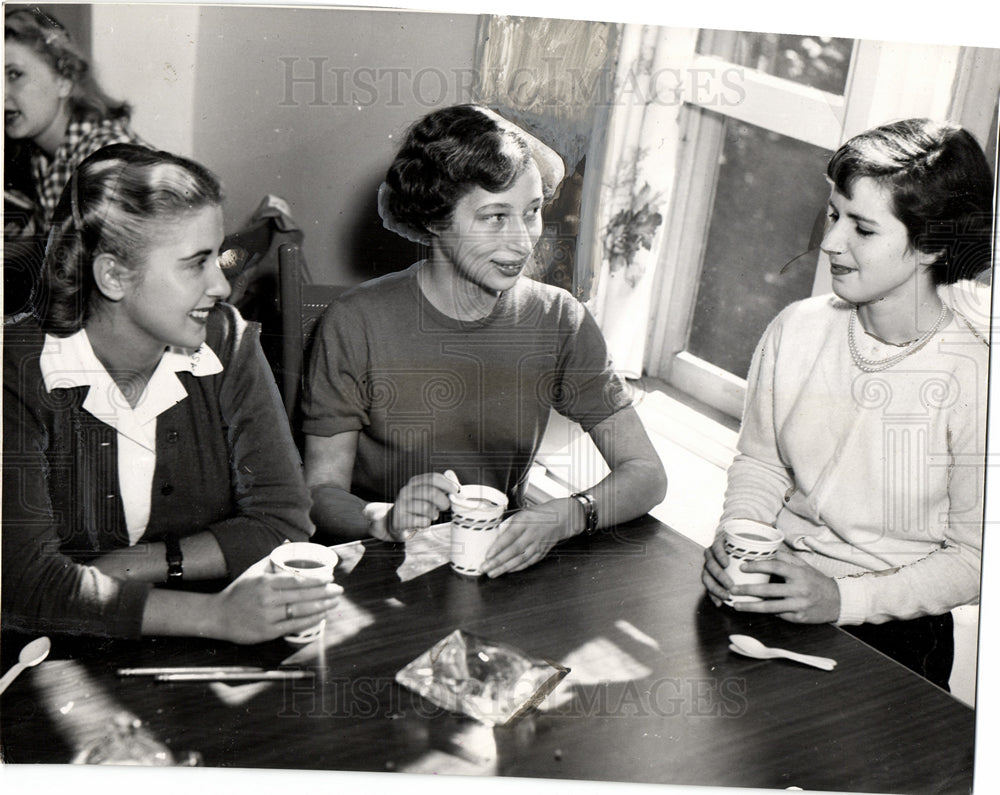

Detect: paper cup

[449,485,509,577]
[722,519,784,603]
[269,542,339,644]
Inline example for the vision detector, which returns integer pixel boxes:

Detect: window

[697,30,854,94]
[643,31,990,419]
[686,115,831,378]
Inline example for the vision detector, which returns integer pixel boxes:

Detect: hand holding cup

[269,542,340,643]
[720,519,784,604]
[449,485,509,576]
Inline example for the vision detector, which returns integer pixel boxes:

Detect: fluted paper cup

[722,519,783,604]
[449,485,508,576]
[269,542,339,643]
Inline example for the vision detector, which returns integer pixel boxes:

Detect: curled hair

[827,118,995,284]
[38,144,224,335]
[5,7,130,122]
[383,104,562,240]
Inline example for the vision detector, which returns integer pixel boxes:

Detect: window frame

[643,35,985,420]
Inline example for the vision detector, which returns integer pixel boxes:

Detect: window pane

[697,30,854,95]
[687,115,832,378]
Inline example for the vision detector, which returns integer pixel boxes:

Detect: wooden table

[0,516,975,793]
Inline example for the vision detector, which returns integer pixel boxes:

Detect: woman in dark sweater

[2,144,340,641]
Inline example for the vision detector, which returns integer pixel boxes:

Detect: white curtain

[584,25,694,378]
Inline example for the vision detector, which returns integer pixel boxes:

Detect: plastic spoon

[0,636,51,695]
[728,634,836,671]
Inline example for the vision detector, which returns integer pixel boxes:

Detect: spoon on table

[728,634,837,671]
[0,636,52,695]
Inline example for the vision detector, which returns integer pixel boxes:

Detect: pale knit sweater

[720,291,988,625]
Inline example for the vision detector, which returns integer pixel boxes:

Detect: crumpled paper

[396,629,570,726]
[397,522,452,582]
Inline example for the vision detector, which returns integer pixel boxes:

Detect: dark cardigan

[2,303,313,638]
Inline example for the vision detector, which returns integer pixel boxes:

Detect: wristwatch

[165,534,184,582]
[570,491,599,535]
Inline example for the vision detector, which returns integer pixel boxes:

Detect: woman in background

[302,104,666,577]
[3,144,340,642]
[5,7,143,318]
[701,118,994,689]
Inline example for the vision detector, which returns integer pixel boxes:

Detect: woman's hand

[701,534,733,607]
[480,498,579,578]
[725,549,841,624]
[382,473,457,541]
[205,557,344,644]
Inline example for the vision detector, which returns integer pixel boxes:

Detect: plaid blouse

[30,114,143,223]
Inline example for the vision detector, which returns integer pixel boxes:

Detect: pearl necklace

[847,304,948,373]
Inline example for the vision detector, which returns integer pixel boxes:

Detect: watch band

[165,534,184,581]
[570,491,599,535]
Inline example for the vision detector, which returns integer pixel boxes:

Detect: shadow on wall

[341,172,424,282]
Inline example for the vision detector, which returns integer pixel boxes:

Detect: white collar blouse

[39,328,223,545]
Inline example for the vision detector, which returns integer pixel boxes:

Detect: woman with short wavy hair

[702,119,994,688]
[302,104,667,577]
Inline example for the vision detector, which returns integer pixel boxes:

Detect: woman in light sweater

[701,118,994,689]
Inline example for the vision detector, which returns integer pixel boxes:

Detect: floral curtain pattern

[473,16,618,172]
[583,25,693,379]
[474,16,620,295]
[474,18,692,378]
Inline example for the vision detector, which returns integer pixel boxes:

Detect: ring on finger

[285,603,293,621]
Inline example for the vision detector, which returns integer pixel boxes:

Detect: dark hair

[384,104,560,238]
[39,144,224,335]
[827,118,995,284]
[5,7,131,122]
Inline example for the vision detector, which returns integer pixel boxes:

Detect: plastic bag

[72,714,201,766]
[396,629,569,726]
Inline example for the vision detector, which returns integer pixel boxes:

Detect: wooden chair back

[277,243,346,420]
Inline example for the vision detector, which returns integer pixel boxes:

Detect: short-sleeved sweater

[301,264,630,508]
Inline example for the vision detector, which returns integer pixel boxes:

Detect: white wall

[87,4,479,285]
[89,4,200,156]
[189,5,479,284]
